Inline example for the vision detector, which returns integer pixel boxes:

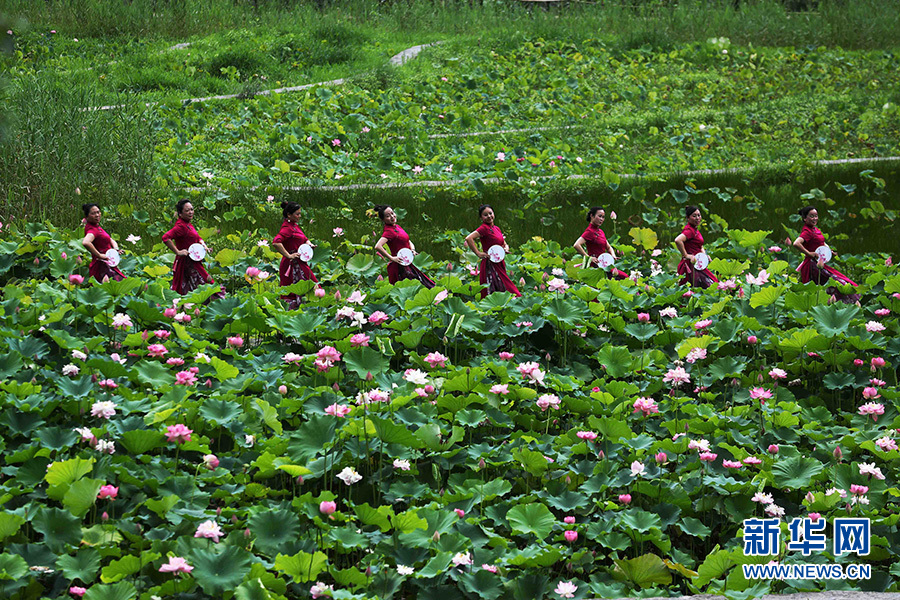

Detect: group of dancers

[78,199,862,305]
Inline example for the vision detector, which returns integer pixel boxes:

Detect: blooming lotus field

[1,215,899,600]
[148,37,900,189]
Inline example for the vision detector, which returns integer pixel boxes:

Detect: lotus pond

[0,210,899,600]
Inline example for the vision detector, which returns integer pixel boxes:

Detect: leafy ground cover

[0,211,898,599]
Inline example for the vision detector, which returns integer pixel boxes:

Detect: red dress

[581,224,628,280]
[797,225,860,304]
[476,224,521,298]
[273,219,318,308]
[84,223,125,283]
[677,223,719,288]
[161,219,224,298]
[381,224,435,288]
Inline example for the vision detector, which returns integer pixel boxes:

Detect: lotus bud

[833,446,843,461]
[805,492,815,503]
[216,506,222,516]
[598,450,605,460]
[231,514,238,524]
[564,530,578,542]
[61,252,67,259]
[478,458,486,469]
[204,378,212,387]
[365,567,372,577]
[767,444,779,454]
[757,373,764,383]
[332,382,340,391]
[314,287,325,298]
[278,385,288,395]
[194,308,200,316]
[447,263,453,271]
[655,451,667,464]
[297,476,304,485]
[519,277,526,286]
[540,284,546,291]
[424,384,435,394]
[637,313,650,322]
[377,275,383,281]
[432,531,441,542]
[747,335,758,344]
[33,257,40,265]
[136,524,142,534]
[618,494,632,504]
[334,290,341,300]
[366,372,373,381]
[101,511,109,522]
[565,475,571,485]
[76,255,83,264]
[244,528,251,538]
[454,509,465,518]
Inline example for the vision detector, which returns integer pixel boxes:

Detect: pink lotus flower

[165,424,193,444]
[97,485,118,500]
[630,461,645,477]
[637,313,650,322]
[203,454,219,469]
[332,227,343,237]
[699,452,717,462]
[317,346,341,362]
[98,379,118,390]
[393,458,411,470]
[870,378,886,387]
[70,586,87,597]
[862,387,880,399]
[858,402,885,421]
[482,564,498,573]
[809,512,822,522]
[747,335,758,344]
[516,361,545,385]
[498,352,515,361]
[854,358,865,366]
[350,333,370,347]
[194,520,223,542]
[332,138,341,146]
[368,311,390,325]
[564,516,576,524]
[685,347,707,363]
[859,462,886,480]
[745,270,770,286]
[655,451,668,464]
[850,484,869,495]
[618,494,632,504]
[768,246,782,253]
[875,437,897,451]
[147,343,167,358]
[320,501,337,515]
[424,352,448,368]
[743,456,762,465]
[871,357,886,369]
[554,580,578,598]
[547,278,568,293]
[490,384,509,395]
[159,556,193,574]
[112,313,133,329]
[69,274,84,285]
[227,336,243,348]
[174,312,191,323]
[749,387,773,402]
[175,370,197,386]
[454,508,465,518]
[536,394,560,411]
[325,403,352,417]
[576,431,597,441]
[564,530,578,542]
[433,289,449,304]
[164,307,177,318]
[633,397,659,416]
[245,266,260,279]
[865,321,886,333]
[659,307,678,318]
[693,319,712,331]
[347,290,366,305]
[875,308,890,317]
[278,385,288,394]
[767,444,779,454]
[723,460,742,469]
[91,401,117,419]
[663,367,690,387]
[769,368,787,379]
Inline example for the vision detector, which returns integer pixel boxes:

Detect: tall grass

[0,77,153,226]
[3,0,899,50]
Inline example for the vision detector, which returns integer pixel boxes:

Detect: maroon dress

[273,219,318,309]
[581,224,628,280]
[84,223,125,283]
[677,223,719,289]
[797,225,860,304]
[382,224,435,288]
[476,224,521,298]
[161,219,225,298]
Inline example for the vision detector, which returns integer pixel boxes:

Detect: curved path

[89,42,441,111]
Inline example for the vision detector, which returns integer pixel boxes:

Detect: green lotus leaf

[613,553,672,588]
[507,503,555,538]
[772,456,824,489]
[56,547,101,583]
[249,509,302,556]
[273,550,327,584]
[191,546,253,596]
[32,507,83,553]
[344,346,390,379]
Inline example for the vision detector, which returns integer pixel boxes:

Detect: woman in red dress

[272,201,318,309]
[792,205,860,304]
[674,205,719,289]
[81,204,126,283]
[161,199,225,299]
[373,205,435,288]
[465,204,521,298]
[573,206,628,280]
